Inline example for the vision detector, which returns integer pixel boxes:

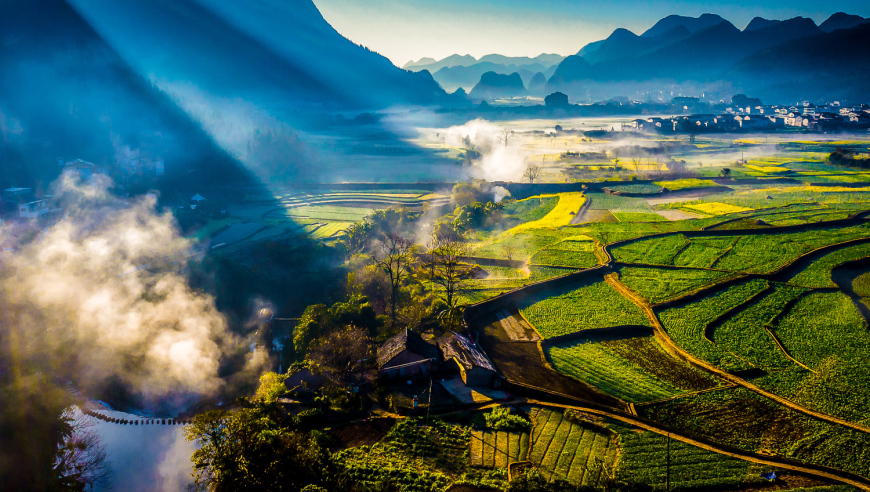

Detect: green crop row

[658,279,770,372]
[613,423,754,489]
[788,243,870,288]
[519,278,650,338]
[526,408,618,486]
[763,291,870,424]
[641,387,870,478]
[618,266,735,304]
[548,337,689,403]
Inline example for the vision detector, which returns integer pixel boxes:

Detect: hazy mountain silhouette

[641,13,727,37]
[576,26,691,65]
[67,0,446,109]
[528,72,548,95]
[468,72,527,100]
[0,0,251,190]
[548,14,827,89]
[744,17,782,31]
[403,57,437,69]
[406,54,563,76]
[819,12,869,32]
[730,23,870,100]
[431,62,556,92]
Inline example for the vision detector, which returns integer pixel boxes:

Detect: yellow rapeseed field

[745,164,791,173]
[654,178,717,190]
[684,202,752,215]
[506,192,586,233]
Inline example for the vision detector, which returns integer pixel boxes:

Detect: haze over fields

[3,1,870,491]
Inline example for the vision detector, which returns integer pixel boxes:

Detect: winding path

[462,210,870,485]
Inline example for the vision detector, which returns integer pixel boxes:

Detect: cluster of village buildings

[626,102,870,133]
[2,155,164,220]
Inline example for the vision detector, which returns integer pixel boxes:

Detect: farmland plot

[765,292,870,423]
[714,224,870,274]
[642,388,870,478]
[614,425,754,490]
[526,408,618,485]
[712,284,808,371]
[469,429,529,468]
[612,234,691,265]
[658,279,770,372]
[548,335,717,403]
[618,266,734,304]
[519,278,650,338]
[333,418,471,492]
[530,238,599,268]
[673,236,738,268]
[788,243,870,288]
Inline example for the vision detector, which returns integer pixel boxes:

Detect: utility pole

[425,376,433,426]
[666,433,671,491]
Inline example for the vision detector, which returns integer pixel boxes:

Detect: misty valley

[3,1,870,492]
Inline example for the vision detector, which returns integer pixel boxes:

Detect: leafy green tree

[452,183,477,208]
[253,372,289,403]
[294,304,330,357]
[293,296,380,360]
[186,407,331,492]
[720,167,732,179]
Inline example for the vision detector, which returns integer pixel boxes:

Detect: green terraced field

[529,237,599,268]
[642,388,870,479]
[613,424,756,489]
[764,291,870,423]
[658,279,770,372]
[526,408,618,485]
[788,242,870,288]
[470,429,530,468]
[548,335,717,403]
[518,278,651,338]
[618,266,735,304]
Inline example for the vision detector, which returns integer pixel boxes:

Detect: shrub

[485,406,531,431]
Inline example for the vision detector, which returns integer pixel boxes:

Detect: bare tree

[55,410,113,490]
[376,233,416,326]
[501,128,513,147]
[523,164,541,183]
[503,244,516,261]
[425,229,472,310]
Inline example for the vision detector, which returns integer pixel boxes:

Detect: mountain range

[404,54,564,92]
[431,12,869,102]
[0,0,453,190]
[544,12,870,102]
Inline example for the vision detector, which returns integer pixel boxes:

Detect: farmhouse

[437,331,497,387]
[377,329,438,379]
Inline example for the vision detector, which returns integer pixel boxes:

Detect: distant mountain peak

[820,12,869,32]
[642,13,726,38]
[468,71,526,100]
[744,17,781,31]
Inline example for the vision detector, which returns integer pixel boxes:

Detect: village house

[377,329,438,380]
[437,331,498,387]
[62,158,103,182]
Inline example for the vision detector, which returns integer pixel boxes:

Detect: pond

[79,406,197,491]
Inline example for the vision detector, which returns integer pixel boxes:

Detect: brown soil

[471,313,623,409]
[329,418,394,449]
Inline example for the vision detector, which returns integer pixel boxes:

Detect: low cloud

[443,118,526,182]
[0,172,263,408]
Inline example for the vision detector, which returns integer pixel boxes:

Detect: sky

[312,0,870,66]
